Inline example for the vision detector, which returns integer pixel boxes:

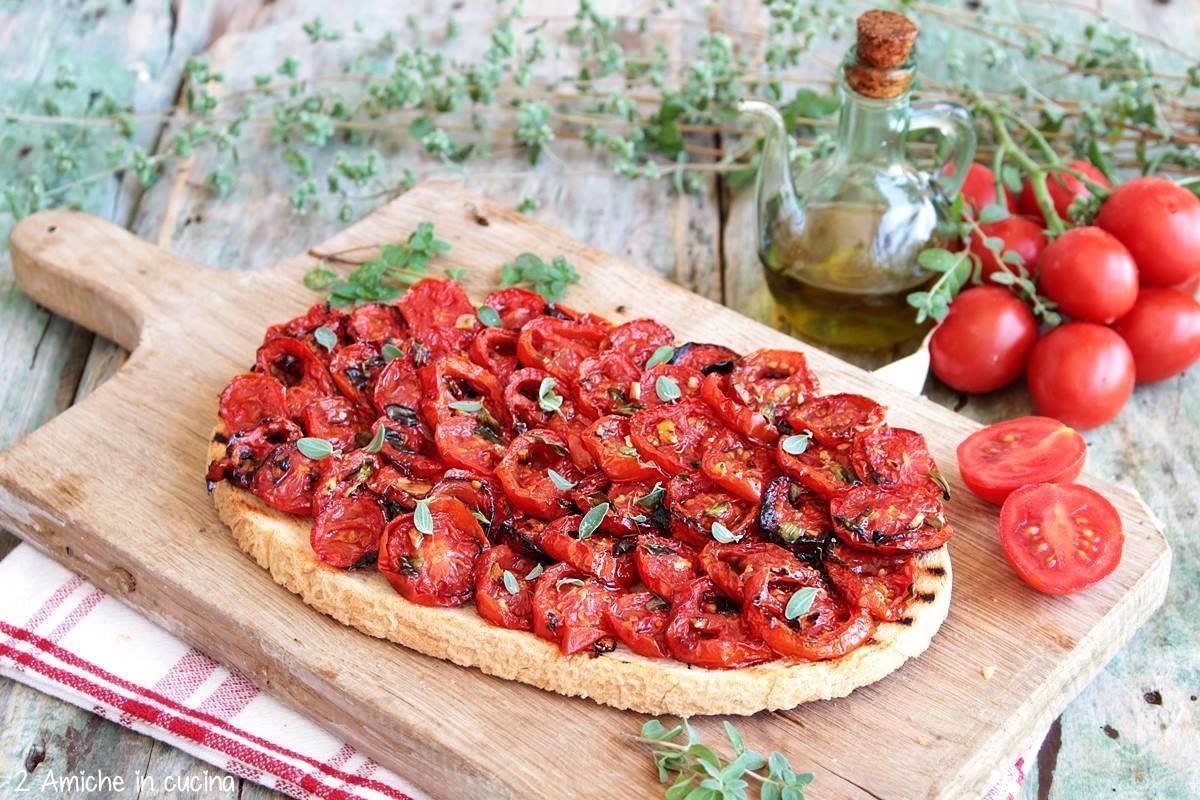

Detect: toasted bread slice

[209,436,950,716]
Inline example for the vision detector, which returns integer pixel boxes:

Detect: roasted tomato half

[699,540,799,602]
[824,542,915,622]
[776,439,860,499]
[219,373,289,436]
[582,415,667,484]
[372,356,424,418]
[255,336,334,417]
[538,515,638,588]
[532,562,621,655]
[370,416,444,479]
[758,476,832,550]
[310,493,385,569]
[396,278,478,333]
[628,398,725,476]
[575,350,642,418]
[608,318,674,368]
[265,303,347,351]
[329,342,386,407]
[743,562,876,661]
[504,367,580,431]
[636,363,704,409]
[482,287,547,329]
[496,430,583,518]
[606,591,671,658]
[665,473,760,548]
[664,577,776,669]
[208,417,301,487]
[301,396,370,451]
[830,484,953,553]
[474,543,540,630]
[787,393,886,447]
[701,349,819,443]
[517,316,609,381]
[249,443,321,515]
[469,327,520,385]
[669,342,739,374]
[433,415,509,475]
[378,496,488,607]
[701,430,781,503]
[636,535,700,600]
[420,355,507,428]
[851,426,949,499]
[346,302,407,344]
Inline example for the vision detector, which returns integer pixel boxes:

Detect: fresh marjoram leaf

[413,498,434,535]
[780,433,811,455]
[785,587,819,620]
[655,375,681,403]
[710,522,742,543]
[645,344,675,369]
[502,569,520,595]
[362,424,387,453]
[547,468,578,491]
[477,304,503,327]
[297,437,338,460]
[314,325,337,350]
[577,502,610,539]
[498,252,580,302]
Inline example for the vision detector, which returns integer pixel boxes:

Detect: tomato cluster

[208,279,955,668]
[932,168,1200,429]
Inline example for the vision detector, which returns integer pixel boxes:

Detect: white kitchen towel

[0,543,1031,799]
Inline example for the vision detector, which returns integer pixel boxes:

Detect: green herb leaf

[304,266,338,291]
[525,563,544,581]
[578,502,609,539]
[449,400,484,413]
[498,252,580,302]
[447,267,467,282]
[655,375,681,403]
[362,425,387,453]
[555,577,585,590]
[636,482,666,508]
[780,433,811,455]
[547,469,577,491]
[477,305,503,327]
[502,569,520,595]
[381,343,404,362]
[413,498,434,535]
[785,587,819,620]
[710,522,741,543]
[723,721,745,755]
[645,344,675,368]
[537,377,564,414]
[314,325,337,351]
[297,437,337,460]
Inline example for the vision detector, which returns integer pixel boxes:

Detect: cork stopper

[845,10,917,99]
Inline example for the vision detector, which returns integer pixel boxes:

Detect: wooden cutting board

[0,182,1170,800]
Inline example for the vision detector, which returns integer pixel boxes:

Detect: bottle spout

[738,100,798,243]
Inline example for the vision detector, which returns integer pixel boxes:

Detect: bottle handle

[909,103,977,200]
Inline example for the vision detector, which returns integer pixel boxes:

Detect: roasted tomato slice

[428,469,510,539]
[219,373,289,436]
[830,484,953,553]
[608,318,674,368]
[743,562,876,661]
[300,396,370,450]
[703,349,820,443]
[249,443,321,515]
[496,430,583,518]
[255,336,334,416]
[378,496,488,607]
[701,430,781,503]
[776,439,859,499]
[434,415,509,475]
[664,577,776,669]
[824,542,915,622]
[606,591,671,658]
[469,327,520,384]
[582,415,667,483]
[787,393,886,447]
[346,302,407,344]
[670,342,739,374]
[517,316,609,381]
[497,513,552,559]
[699,541,799,602]
[636,363,704,409]
[758,476,832,550]
[396,278,478,333]
[208,418,302,487]
[532,562,621,655]
[369,416,444,479]
[538,515,638,588]
[635,535,700,600]
[577,478,667,537]
[372,357,424,418]
[265,303,347,350]
[575,350,642,418]
[474,544,539,630]
[420,355,507,428]
[366,464,435,511]
[628,398,725,476]
[312,450,382,507]
[482,287,547,329]
[851,426,949,499]
[504,368,580,431]
[665,473,760,548]
[329,342,386,407]
[310,493,385,569]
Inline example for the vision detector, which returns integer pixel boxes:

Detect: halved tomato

[419,355,506,428]
[628,398,725,476]
[582,415,667,483]
[219,373,289,436]
[346,302,407,344]
[823,542,914,621]
[428,469,511,538]
[517,316,608,381]
[255,336,334,417]
[851,427,948,499]
[397,278,478,333]
[207,417,301,488]
[786,393,886,447]
[378,496,488,607]
[636,363,704,409]
[999,483,1123,595]
[310,493,385,569]
[669,342,739,374]
[575,350,642,418]
[505,367,579,431]
[957,416,1086,505]
[249,443,320,516]
[372,356,424,418]
[496,430,582,518]
[482,287,547,329]
[469,327,520,384]
[606,591,670,658]
[776,439,859,499]
[758,476,832,550]
[699,540,799,602]
[701,430,781,503]
[265,303,347,349]
[830,484,952,553]
[532,562,621,655]
[474,543,540,630]
[664,577,776,669]
[433,415,509,475]
[635,535,700,599]
[607,318,674,368]
[538,515,638,588]
[743,563,876,661]
[300,396,370,450]
[665,473,760,548]
[702,349,820,443]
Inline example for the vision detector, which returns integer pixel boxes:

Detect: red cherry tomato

[249,443,320,515]
[628,398,725,476]
[219,373,289,435]
[757,476,832,549]
[575,350,642,418]
[664,578,776,669]
[429,469,510,537]
[929,286,1038,394]
[581,415,667,483]
[420,355,507,428]
[372,356,424,418]
[637,363,704,409]
[1038,227,1139,324]
[255,336,334,417]
[346,303,407,344]
[265,303,347,349]
[469,327,520,384]
[635,535,700,600]
[700,430,781,503]
[531,562,620,655]
[606,591,671,658]
[607,318,674,368]
[434,415,509,475]
[699,541,799,602]
[669,342,740,374]
[310,494,385,569]
[775,439,859,500]
[850,426,948,499]
[1112,286,1200,384]
[496,430,582,519]
[1019,160,1109,224]
[742,562,876,661]
[824,542,915,622]
[785,393,886,448]
[830,484,952,553]
[1096,176,1200,286]
[300,396,370,450]
[396,278,478,333]
[968,216,1047,283]
[482,287,547,329]
[665,473,760,548]
[517,316,608,381]
[999,483,1124,595]
[537,515,638,588]
[474,544,539,630]
[378,496,488,607]
[1026,322,1134,430]
[945,162,1016,215]
[1166,273,1200,297]
[207,417,301,487]
[702,350,819,444]
[956,416,1087,505]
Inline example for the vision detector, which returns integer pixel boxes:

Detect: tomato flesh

[474,544,539,630]
[664,578,776,669]
[957,416,1086,505]
[999,483,1123,595]
[743,563,876,661]
[606,591,670,658]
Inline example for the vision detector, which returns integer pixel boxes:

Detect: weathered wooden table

[1,1,1195,798]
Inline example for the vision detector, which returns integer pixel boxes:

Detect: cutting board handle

[9,209,204,351]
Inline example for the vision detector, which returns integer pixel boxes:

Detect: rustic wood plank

[0,185,1169,800]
